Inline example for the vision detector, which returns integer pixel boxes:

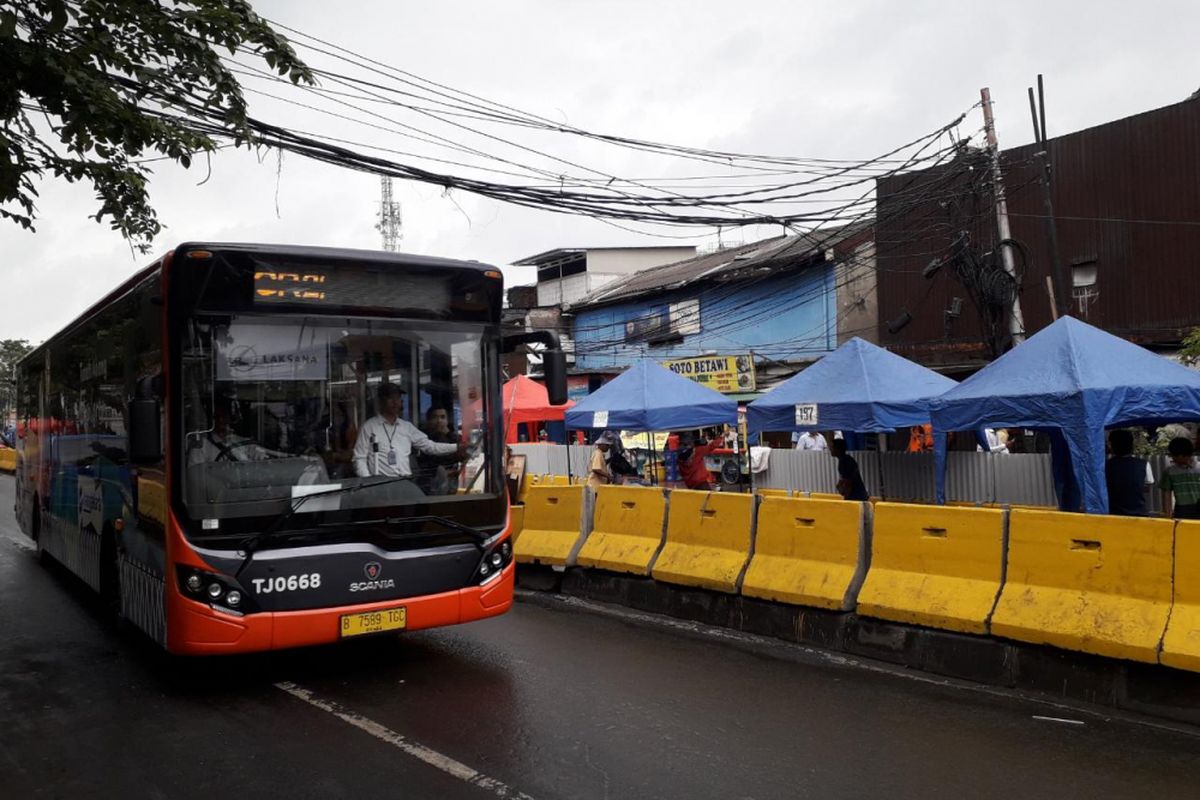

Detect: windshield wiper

[233,476,413,577]
[392,515,490,543]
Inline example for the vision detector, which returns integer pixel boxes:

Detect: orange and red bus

[15,243,563,654]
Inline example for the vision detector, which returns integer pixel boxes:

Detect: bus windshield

[180,313,495,520]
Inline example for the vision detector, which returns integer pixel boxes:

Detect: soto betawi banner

[660,354,755,394]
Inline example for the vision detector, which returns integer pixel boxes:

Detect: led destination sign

[254,270,328,303]
[252,265,450,309]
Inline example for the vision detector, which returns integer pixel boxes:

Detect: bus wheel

[99,524,123,624]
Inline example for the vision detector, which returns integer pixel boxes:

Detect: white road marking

[274,681,536,800]
[1032,715,1086,726]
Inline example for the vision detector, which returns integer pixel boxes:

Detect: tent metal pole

[651,435,658,487]
[876,433,887,501]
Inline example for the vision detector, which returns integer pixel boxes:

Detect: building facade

[567,228,874,393]
[875,95,1200,371]
[513,246,698,308]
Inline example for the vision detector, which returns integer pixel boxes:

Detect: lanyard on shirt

[382,421,399,450]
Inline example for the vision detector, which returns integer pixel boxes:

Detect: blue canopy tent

[746,338,957,498]
[929,316,1200,513]
[746,337,958,434]
[564,359,738,431]
[564,359,738,485]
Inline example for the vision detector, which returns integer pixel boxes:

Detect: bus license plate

[340,606,407,638]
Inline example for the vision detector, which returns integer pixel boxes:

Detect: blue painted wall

[572,265,837,370]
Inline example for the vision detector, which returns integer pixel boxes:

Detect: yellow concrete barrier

[741,496,867,611]
[514,484,589,566]
[0,448,15,472]
[1163,520,1200,672]
[992,510,1173,664]
[857,503,1005,634]
[755,488,790,499]
[516,473,540,504]
[508,504,525,545]
[811,492,843,502]
[575,485,668,576]
[651,490,754,593]
[547,474,570,487]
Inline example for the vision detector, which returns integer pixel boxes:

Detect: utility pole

[1027,75,1070,319]
[376,176,402,252]
[980,87,1026,346]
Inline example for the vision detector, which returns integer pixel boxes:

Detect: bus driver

[354,382,466,480]
[189,398,283,463]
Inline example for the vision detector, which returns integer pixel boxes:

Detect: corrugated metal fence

[516,444,1174,510]
[511,444,592,478]
[702,450,1062,506]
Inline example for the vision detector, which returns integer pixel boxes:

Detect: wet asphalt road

[3,475,1200,799]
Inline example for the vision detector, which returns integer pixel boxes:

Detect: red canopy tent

[503,374,574,443]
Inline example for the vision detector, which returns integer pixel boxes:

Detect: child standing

[1159,437,1200,519]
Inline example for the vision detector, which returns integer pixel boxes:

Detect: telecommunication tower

[376,176,402,251]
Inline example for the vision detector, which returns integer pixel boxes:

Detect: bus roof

[19,243,501,366]
[175,242,498,274]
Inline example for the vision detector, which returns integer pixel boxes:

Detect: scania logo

[351,561,395,593]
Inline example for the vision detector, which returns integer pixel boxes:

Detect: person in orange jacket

[907,423,933,453]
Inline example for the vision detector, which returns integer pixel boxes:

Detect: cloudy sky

[3,0,1197,343]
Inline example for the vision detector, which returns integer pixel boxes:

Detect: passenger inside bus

[414,405,462,495]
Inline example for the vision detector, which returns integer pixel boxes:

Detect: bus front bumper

[164,561,514,655]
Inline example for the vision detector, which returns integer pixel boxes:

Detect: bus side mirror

[128,399,162,464]
[544,350,568,406]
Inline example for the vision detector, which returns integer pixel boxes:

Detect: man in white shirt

[792,431,828,451]
[353,382,465,479]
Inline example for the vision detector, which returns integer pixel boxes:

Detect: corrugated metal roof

[511,245,692,267]
[568,221,873,309]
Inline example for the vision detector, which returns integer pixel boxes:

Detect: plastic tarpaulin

[746,337,958,433]
[501,375,574,443]
[563,359,737,432]
[929,316,1200,513]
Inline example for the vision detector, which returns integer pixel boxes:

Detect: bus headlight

[476,538,513,584]
[176,566,252,613]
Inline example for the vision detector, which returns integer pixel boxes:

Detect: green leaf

[0,0,311,251]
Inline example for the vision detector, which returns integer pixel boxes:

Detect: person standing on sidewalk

[831,438,869,501]
[793,431,828,451]
[587,431,616,490]
[1105,429,1151,516]
[1159,437,1200,519]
